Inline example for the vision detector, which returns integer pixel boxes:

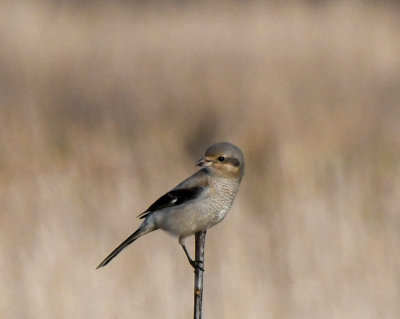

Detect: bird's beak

[196,157,212,167]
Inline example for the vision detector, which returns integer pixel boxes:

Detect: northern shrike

[96,142,244,270]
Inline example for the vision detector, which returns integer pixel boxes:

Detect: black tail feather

[96,225,154,269]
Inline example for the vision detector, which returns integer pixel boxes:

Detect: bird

[96,142,245,271]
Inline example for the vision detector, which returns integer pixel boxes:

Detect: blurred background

[1,0,400,318]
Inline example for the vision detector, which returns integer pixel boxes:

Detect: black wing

[137,187,203,219]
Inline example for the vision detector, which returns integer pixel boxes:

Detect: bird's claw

[190,259,204,271]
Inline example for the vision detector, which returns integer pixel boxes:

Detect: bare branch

[193,230,206,319]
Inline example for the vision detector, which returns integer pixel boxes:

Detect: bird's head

[196,142,245,180]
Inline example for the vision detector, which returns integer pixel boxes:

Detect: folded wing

[137,169,210,219]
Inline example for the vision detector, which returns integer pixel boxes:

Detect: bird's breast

[208,177,240,223]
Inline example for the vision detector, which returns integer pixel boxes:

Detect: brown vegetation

[1,1,400,318]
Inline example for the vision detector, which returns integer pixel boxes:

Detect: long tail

[96,222,155,269]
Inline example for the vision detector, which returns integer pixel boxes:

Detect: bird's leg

[179,237,204,271]
[181,243,204,271]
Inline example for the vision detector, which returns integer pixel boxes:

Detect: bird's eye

[217,156,226,162]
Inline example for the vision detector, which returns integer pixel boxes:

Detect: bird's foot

[189,259,204,271]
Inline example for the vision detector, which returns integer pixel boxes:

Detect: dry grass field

[1,1,400,318]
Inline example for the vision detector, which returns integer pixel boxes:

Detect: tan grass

[1,1,400,318]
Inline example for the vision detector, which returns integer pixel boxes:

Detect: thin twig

[193,230,206,319]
